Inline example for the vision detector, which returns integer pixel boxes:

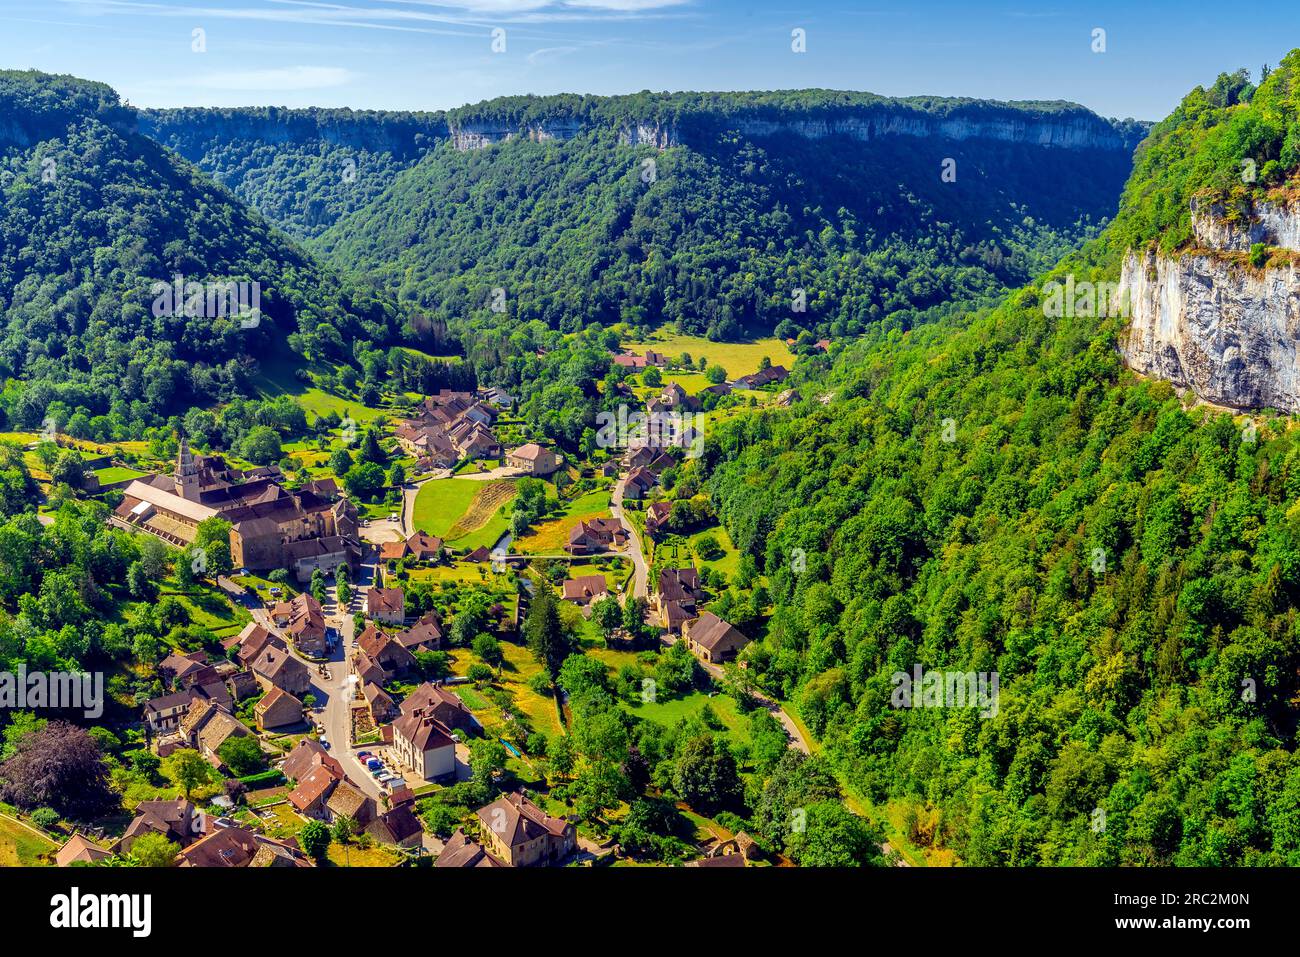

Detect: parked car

[319,737,330,750]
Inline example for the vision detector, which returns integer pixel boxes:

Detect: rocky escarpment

[1119,197,1300,411]
[447,98,1141,153]
[141,107,448,158]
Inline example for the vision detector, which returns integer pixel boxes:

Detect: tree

[523,584,575,680]
[299,820,332,860]
[548,733,576,779]
[358,427,387,465]
[642,366,662,387]
[621,596,651,638]
[389,462,406,487]
[592,595,622,637]
[217,735,266,777]
[161,748,212,799]
[30,807,59,830]
[472,633,503,668]
[672,734,742,813]
[344,461,386,500]
[131,831,180,867]
[786,802,883,867]
[469,738,508,793]
[51,450,86,488]
[240,425,282,465]
[194,517,233,577]
[332,815,357,844]
[0,721,117,818]
[329,447,354,476]
[127,560,157,601]
[705,364,728,384]
[418,799,461,838]
[1,712,47,760]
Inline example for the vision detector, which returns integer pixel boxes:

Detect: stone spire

[175,436,201,501]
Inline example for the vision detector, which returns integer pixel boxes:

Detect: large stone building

[475,792,576,867]
[112,439,360,581]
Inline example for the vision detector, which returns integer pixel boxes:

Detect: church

[111,439,361,582]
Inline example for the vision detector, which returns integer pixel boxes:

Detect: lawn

[449,642,563,742]
[627,690,752,747]
[514,489,613,554]
[406,564,510,587]
[412,478,517,549]
[92,465,148,485]
[653,525,743,582]
[0,813,56,866]
[159,585,252,640]
[251,355,392,426]
[623,332,795,380]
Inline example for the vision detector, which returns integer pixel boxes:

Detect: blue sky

[0,0,1296,120]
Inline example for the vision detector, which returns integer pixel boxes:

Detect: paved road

[609,476,648,600]
[252,559,385,801]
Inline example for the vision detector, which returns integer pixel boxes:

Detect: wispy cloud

[526,44,578,63]
[179,65,359,90]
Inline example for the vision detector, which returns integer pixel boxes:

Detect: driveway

[610,476,649,600]
[659,632,810,755]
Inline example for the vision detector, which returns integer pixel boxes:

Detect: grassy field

[653,525,743,581]
[0,813,56,866]
[157,584,252,640]
[627,690,752,746]
[446,481,516,549]
[448,642,563,748]
[251,355,393,426]
[413,478,517,549]
[514,489,613,554]
[93,466,148,485]
[624,332,795,380]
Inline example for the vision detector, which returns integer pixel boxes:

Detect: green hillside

[696,55,1300,866]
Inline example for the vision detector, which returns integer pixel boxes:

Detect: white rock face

[448,109,1127,153]
[1119,247,1300,411]
[1190,197,1300,253]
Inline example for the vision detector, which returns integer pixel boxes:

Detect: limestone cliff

[1119,197,1300,411]
[446,99,1142,153]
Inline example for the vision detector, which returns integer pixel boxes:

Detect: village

[38,340,806,869]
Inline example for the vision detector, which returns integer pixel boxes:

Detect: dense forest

[0,71,403,432]
[141,107,446,241]
[698,55,1300,865]
[319,91,1143,341]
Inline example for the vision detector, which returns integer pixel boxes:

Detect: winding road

[609,476,649,600]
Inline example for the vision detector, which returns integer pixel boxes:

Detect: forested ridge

[141,106,447,241]
[699,55,1300,865]
[319,90,1142,341]
[0,70,402,433]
